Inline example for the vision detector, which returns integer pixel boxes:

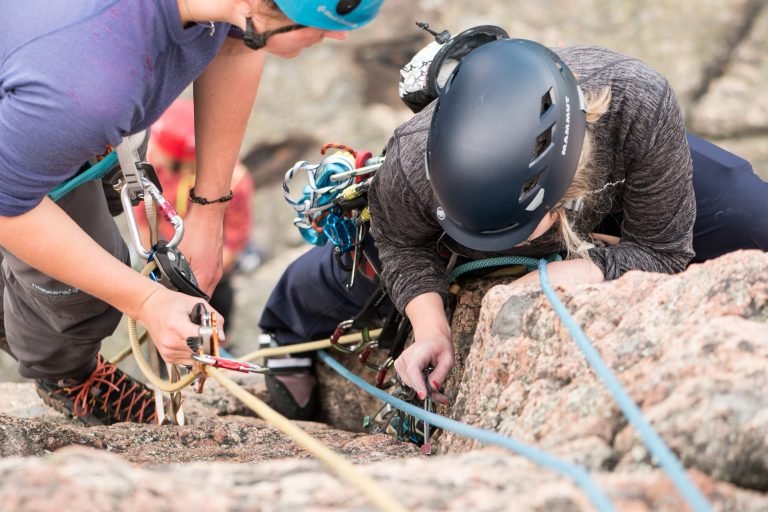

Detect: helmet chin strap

[243,17,306,50]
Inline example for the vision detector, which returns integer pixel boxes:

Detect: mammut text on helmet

[561,96,571,156]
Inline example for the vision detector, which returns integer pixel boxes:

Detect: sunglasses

[243,18,307,50]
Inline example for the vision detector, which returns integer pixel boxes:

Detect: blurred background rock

[2,0,766,381]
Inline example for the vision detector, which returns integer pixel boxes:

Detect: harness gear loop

[116,130,150,201]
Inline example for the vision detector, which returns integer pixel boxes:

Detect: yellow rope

[110,331,147,365]
[122,263,406,510]
[239,328,382,363]
[127,261,199,393]
[206,367,408,512]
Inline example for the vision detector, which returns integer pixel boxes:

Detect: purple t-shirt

[0,0,229,216]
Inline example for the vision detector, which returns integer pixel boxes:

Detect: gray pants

[0,180,129,380]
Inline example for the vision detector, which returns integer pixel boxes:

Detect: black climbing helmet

[427,39,588,251]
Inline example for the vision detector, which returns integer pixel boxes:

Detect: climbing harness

[48,149,118,202]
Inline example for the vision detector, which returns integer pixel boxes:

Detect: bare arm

[0,199,207,363]
[513,258,605,287]
[182,37,265,293]
[394,292,452,403]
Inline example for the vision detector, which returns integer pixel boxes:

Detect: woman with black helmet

[0,0,384,425]
[260,34,768,417]
[369,38,768,400]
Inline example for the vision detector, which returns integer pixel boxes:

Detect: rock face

[224,0,768,359]
[2,1,768,508]
[1,446,766,512]
[0,380,418,465]
[442,251,768,495]
[2,252,768,510]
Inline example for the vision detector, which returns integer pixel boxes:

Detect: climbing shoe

[35,354,157,426]
[265,356,320,421]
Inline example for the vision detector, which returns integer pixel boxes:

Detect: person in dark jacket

[260,38,768,417]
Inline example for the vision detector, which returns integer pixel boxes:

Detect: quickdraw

[187,302,269,385]
[363,372,438,455]
[330,319,397,383]
[282,143,383,251]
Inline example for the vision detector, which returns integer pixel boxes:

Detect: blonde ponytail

[556,87,612,258]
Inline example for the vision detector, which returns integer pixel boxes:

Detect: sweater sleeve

[588,82,696,278]
[368,131,448,313]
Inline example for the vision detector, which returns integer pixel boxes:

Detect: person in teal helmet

[268,0,384,31]
[231,0,384,54]
[0,0,384,426]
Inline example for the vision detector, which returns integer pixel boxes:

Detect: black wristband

[189,187,234,205]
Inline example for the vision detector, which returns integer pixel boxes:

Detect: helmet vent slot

[540,88,554,117]
[336,0,362,15]
[520,171,543,201]
[533,125,554,161]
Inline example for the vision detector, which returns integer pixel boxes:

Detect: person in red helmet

[134,99,253,341]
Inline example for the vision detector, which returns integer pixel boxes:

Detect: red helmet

[152,99,196,161]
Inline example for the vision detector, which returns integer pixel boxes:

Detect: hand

[394,337,453,405]
[179,205,225,295]
[136,287,225,365]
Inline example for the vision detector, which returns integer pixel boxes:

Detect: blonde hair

[554,87,612,258]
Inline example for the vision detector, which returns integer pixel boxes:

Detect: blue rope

[317,350,615,512]
[536,260,711,511]
[447,254,561,284]
[48,151,118,202]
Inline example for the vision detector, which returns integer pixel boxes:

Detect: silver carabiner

[120,176,185,259]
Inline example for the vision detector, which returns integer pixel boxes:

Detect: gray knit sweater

[368,46,696,313]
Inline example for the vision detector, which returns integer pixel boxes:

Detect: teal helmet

[274,0,384,30]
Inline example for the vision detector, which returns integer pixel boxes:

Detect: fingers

[406,359,429,399]
[394,340,456,403]
[155,340,194,366]
[139,291,223,366]
[394,350,428,399]
[428,390,450,406]
[427,351,454,398]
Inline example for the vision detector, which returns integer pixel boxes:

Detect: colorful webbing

[48,151,118,202]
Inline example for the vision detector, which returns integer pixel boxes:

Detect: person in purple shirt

[0,0,384,425]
